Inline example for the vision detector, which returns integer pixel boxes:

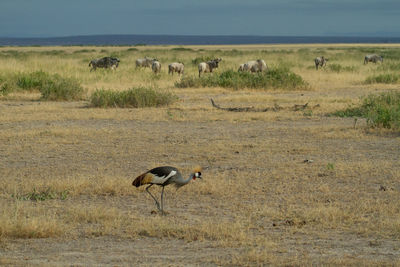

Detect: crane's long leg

[160,186,165,214]
[146,184,161,211]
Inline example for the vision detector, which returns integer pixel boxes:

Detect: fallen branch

[210,99,319,112]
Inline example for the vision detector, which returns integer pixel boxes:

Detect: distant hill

[1,34,400,46]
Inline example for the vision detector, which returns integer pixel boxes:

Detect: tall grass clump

[16,71,52,91]
[0,71,86,101]
[176,68,308,90]
[39,74,86,101]
[191,56,214,66]
[90,87,177,108]
[378,62,400,71]
[328,63,357,73]
[365,73,399,84]
[333,91,400,130]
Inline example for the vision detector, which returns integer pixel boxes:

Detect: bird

[132,166,202,214]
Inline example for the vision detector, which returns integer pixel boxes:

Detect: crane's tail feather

[132,173,153,187]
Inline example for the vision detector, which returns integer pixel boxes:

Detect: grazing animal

[364,54,383,64]
[132,166,202,214]
[168,62,185,75]
[314,56,328,70]
[136,57,156,68]
[152,60,161,74]
[239,59,267,73]
[198,58,222,77]
[89,57,120,71]
[250,59,267,73]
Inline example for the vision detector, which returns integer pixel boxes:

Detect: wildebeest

[89,57,120,71]
[136,57,156,68]
[314,56,328,70]
[168,62,185,75]
[152,60,161,74]
[198,58,222,77]
[364,54,383,64]
[239,59,267,73]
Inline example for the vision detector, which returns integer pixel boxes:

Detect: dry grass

[0,44,400,266]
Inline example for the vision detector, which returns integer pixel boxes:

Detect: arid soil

[0,94,399,266]
[0,44,400,266]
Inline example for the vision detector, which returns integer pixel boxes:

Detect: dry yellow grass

[0,44,399,266]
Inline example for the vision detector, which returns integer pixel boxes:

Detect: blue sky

[1,0,399,37]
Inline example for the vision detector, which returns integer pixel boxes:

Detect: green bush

[332,91,400,130]
[39,74,86,101]
[171,47,194,52]
[362,92,400,129]
[0,71,86,100]
[365,74,399,84]
[16,71,52,91]
[175,68,308,90]
[12,188,69,201]
[0,80,13,95]
[90,87,178,108]
[378,62,400,71]
[328,63,357,73]
[191,56,214,66]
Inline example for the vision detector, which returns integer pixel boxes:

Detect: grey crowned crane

[132,166,202,214]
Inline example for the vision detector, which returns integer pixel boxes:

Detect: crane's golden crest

[193,166,202,173]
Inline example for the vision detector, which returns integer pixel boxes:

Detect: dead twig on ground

[210,99,319,112]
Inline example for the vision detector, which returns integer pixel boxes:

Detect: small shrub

[378,62,400,71]
[332,91,400,130]
[365,74,399,84]
[191,56,214,66]
[328,63,357,73]
[12,188,69,201]
[39,74,86,101]
[175,76,199,88]
[171,47,194,52]
[90,87,177,108]
[0,81,13,95]
[16,71,52,91]
[0,71,86,101]
[73,49,96,54]
[362,92,400,129]
[175,68,308,90]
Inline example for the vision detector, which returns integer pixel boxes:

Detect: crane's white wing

[151,170,177,185]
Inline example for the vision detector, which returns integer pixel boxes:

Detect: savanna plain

[0,44,399,266]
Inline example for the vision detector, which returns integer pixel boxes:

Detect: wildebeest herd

[89,53,384,74]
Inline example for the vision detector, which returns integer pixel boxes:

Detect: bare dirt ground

[0,90,399,266]
[0,44,400,266]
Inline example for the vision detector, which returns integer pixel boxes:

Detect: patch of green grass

[191,56,214,66]
[12,188,69,201]
[378,62,400,71]
[175,68,308,90]
[73,49,96,54]
[90,87,178,108]
[0,71,86,100]
[16,71,52,91]
[365,74,399,84]
[332,91,400,130]
[170,47,194,52]
[328,63,358,73]
[39,74,86,101]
